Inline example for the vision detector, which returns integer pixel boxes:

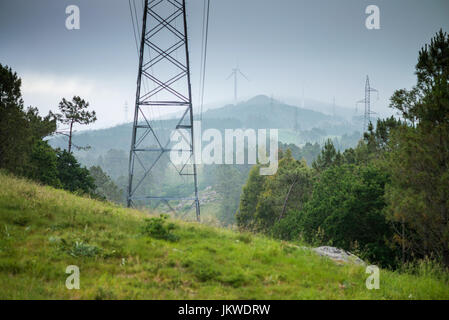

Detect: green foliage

[279,142,321,165]
[89,165,123,203]
[57,96,97,126]
[0,64,97,198]
[0,64,56,176]
[364,117,402,152]
[56,96,96,153]
[386,29,449,267]
[238,149,313,235]
[256,150,313,232]
[141,215,179,242]
[213,164,249,226]
[63,239,101,258]
[300,164,397,267]
[56,149,95,194]
[236,165,266,230]
[27,140,61,188]
[269,209,303,241]
[312,139,342,171]
[191,259,222,282]
[236,30,449,270]
[239,133,402,267]
[400,257,449,283]
[236,233,252,244]
[236,53,449,266]
[1,172,449,299]
[97,149,128,180]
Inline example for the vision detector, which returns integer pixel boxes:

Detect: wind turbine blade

[238,70,250,81]
[226,71,234,80]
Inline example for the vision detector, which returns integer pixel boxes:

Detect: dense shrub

[299,164,398,267]
[141,215,179,242]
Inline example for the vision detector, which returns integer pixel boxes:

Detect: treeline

[0,63,121,203]
[237,30,449,269]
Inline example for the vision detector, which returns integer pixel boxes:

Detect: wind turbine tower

[227,66,249,104]
[332,96,336,118]
[124,101,129,123]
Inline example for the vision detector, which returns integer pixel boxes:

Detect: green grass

[175,201,222,226]
[0,171,448,299]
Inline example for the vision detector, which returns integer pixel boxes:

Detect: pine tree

[0,64,56,175]
[386,29,449,267]
[56,96,96,153]
[312,139,341,171]
[236,164,266,230]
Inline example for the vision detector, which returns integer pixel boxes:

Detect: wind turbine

[227,66,249,104]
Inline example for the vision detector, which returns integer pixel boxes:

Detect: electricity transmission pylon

[227,66,249,104]
[124,101,129,123]
[357,75,378,132]
[127,0,200,221]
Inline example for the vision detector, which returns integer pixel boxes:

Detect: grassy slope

[0,172,448,300]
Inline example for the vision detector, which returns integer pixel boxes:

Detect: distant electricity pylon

[227,66,249,104]
[127,0,200,221]
[124,101,129,123]
[294,107,300,132]
[332,96,336,118]
[357,75,379,132]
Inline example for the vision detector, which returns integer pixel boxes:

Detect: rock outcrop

[312,246,366,266]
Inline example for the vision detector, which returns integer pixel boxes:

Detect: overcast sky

[1,0,448,129]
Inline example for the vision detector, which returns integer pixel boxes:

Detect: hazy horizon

[1,0,449,130]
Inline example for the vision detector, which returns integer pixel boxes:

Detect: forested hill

[201,95,338,130]
[48,95,360,155]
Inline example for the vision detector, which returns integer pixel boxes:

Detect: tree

[363,117,402,155]
[57,96,96,153]
[89,165,123,203]
[0,64,99,196]
[238,149,313,234]
[312,139,342,171]
[279,141,321,166]
[386,29,449,267]
[0,64,56,175]
[236,164,266,230]
[214,165,244,226]
[56,149,95,194]
[27,140,61,188]
[301,164,397,267]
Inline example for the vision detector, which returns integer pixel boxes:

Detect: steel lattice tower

[357,75,378,132]
[127,0,200,221]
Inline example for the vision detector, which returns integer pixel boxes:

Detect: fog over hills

[202,95,337,130]
[49,95,363,166]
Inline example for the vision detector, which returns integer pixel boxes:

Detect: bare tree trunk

[402,217,405,265]
[279,180,297,222]
[68,121,73,153]
[441,202,449,269]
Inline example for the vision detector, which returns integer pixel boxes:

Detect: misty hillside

[202,95,337,130]
[49,95,361,156]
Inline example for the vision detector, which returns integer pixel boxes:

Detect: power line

[199,0,211,122]
[129,0,159,132]
[128,0,140,56]
[133,0,140,37]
